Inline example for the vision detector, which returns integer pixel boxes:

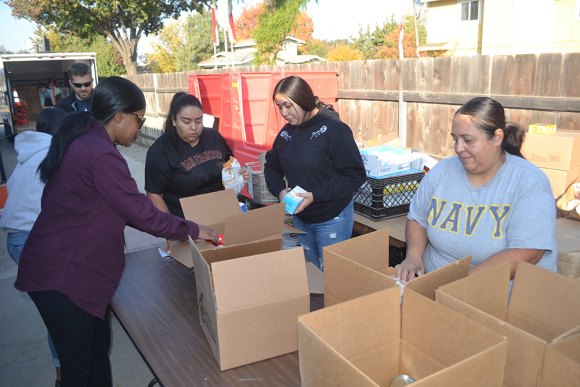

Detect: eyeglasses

[71,81,93,88]
[127,112,146,129]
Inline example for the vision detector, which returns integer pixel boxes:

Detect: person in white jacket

[0,106,67,386]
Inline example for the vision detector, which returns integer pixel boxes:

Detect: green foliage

[146,10,214,73]
[36,28,126,76]
[6,0,210,74]
[253,0,308,64]
[303,39,330,58]
[350,15,427,60]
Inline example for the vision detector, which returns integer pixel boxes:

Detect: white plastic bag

[222,156,245,194]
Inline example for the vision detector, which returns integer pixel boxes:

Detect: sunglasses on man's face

[71,81,92,88]
[127,112,146,129]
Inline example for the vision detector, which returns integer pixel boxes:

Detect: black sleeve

[311,123,366,202]
[144,141,172,194]
[264,136,287,198]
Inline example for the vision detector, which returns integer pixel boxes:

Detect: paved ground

[0,137,158,387]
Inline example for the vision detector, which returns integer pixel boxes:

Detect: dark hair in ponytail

[273,76,335,112]
[39,76,146,182]
[455,97,525,158]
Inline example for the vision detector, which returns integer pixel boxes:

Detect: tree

[6,0,210,75]
[146,10,214,73]
[235,3,267,40]
[253,0,311,64]
[235,2,313,44]
[33,27,126,76]
[326,43,363,62]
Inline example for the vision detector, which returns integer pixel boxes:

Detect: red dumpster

[188,70,339,167]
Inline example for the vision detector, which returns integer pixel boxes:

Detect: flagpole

[211,0,218,69]
[223,27,229,68]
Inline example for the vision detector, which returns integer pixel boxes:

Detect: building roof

[198,37,326,69]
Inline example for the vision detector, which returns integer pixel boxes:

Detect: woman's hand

[197,225,219,244]
[240,168,250,184]
[293,191,313,214]
[395,256,425,282]
[278,188,291,202]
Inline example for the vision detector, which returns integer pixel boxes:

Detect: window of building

[460,0,480,21]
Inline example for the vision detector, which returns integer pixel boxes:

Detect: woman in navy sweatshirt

[264,76,366,271]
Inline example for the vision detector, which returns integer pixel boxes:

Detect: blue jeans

[6,231,60,368]
[293,200,355,271]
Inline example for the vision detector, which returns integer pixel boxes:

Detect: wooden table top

[354,213,580,253]
[112,247,322,387]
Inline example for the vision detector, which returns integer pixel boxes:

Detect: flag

[211,0,218,45]
[227,0,236,43]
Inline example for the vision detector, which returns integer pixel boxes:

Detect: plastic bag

[222,156,245,194]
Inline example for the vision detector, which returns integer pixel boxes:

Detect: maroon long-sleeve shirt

[15,123,200,318]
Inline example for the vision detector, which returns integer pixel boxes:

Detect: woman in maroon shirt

[15,76,218,387]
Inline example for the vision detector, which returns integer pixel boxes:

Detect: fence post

[153,73,160,118]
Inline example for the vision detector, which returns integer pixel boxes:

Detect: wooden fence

[126,52,580,158]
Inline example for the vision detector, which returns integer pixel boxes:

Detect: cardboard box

[540,167,580,198]
[359,145,424,178]
[323,228,471,306]
[522,132,580,171]
[436,262,580,387]
[539,332,580,387]
[556,177,580,221]
[171,189,285,268]
[189,238,310,370]
[298,287,508,387]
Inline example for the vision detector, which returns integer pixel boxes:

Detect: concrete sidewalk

[0,139,158,387]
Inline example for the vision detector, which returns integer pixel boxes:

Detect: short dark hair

[36,107,67,135]
[68,62,91,78]
[455,97,525,158]
[39,76,146,182]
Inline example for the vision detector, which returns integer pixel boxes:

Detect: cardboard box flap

[180,189,241,226]
[540,333,580,387]
[509,261,580,341]
[201,237,283,264]
[403,290,507,367]
[405,256,472,300]
[188,237,221,363]
[299,288,401,358]
[324,229,390,274]
[223,203,285,246]
[436,263,510,320]
[211,247,308,313]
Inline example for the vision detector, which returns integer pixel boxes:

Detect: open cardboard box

[539,332,580,387]
[188,237,310,371]
[436,262,580,387]
[556,178,580,221]
[298,287,508,386]
[323,228,471,306]
[170,189,286,268]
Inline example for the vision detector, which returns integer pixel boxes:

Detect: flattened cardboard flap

[211,247,308,313]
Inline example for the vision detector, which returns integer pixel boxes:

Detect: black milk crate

[354,171,425,221]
